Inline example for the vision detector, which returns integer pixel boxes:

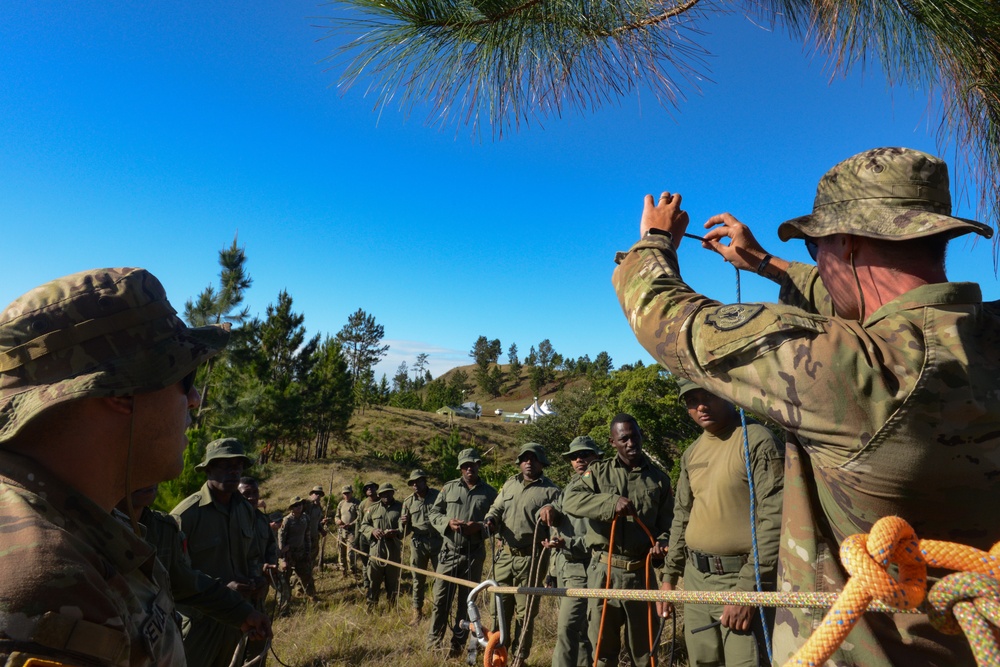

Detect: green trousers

[427,545,485,650]
[552,559,592,667]
[492,548,547,662]
[367,538,402,604]
[682,561,769,667]
[587,558,656,667]
[409,533,442,610]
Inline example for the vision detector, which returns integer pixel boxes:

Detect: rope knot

[838,516,927,611]
[928,572,1000,635]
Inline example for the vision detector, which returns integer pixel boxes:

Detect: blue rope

[734,266,774,662]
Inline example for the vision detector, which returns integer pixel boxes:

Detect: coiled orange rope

[483,630,507,667]
[786,516,1000,667]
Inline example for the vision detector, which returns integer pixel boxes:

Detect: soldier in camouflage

[612,147,1000,666]
[356,481,379,592]
[484,443,561,667]
[399,469,442,625]
[360,483,404,609]
[304,485,327,571]
[334,485,360,577]
[237,477,278,666]
[278,497,315,601]
[659,379,783,667]
[0,267,259,667]
[171,439,267,667]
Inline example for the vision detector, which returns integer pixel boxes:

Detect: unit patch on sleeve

[704,304,765,331]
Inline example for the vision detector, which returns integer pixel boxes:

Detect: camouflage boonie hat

[676,378,702,398]
[456,448,482,468]
[407,468,429,483]
[562,435,602,459]
[287,496,305,510]
[363,480,378,491]
[517,442,550,467]
[377,482,395,495]
[309,485,325,497]
[0,267,229,445]
[777,147,993,242]
[195,437,254,471]
[341,485,353,494]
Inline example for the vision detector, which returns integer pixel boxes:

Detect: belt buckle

[712,556,725,576]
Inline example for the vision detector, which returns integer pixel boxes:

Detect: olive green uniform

[550,474,594,667]
[663,423,783,667]
[360,499,404,605]
[305,501,325,568]
[172,483,263,667]
[613,227,1000,665]
[278,513,314,596]
[402,488,443,612]
[357,498,378,589]
[335,497,360,575]
[426,478,498,651]
[0,451,185,667]
[485,473,561,662]
[563,453,673,667]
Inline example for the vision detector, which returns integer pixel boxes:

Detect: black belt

[688,550,748,575]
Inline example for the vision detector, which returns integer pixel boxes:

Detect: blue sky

[2,1,996,382]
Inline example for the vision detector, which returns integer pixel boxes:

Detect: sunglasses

[804,238,819,262]
[181,370,197,394]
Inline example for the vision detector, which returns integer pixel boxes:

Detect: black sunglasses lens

[805,239,819,262]
[181,370,197,394]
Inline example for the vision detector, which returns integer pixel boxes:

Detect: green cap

[562,435,602,459]
[309,485,325,497]
[517,442,550,467]
[0,267,230,445]
[407,469,429,483]
[268,511,284,522]
[676,378,701,398]
[456,448,482,468]
[778,147,993,243]
[377,482,395,495]
[287,496,304,510]
[363,480,377,490]
[195,437,254,471]
[341,485,353,494]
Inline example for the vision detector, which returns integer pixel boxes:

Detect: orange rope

[785,516,1000,667]
[483,630,507,667]
[592,513,660,667]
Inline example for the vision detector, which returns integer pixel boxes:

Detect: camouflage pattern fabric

[0,267,229,444]
[361,499,403,604]
[612,230,1000,666]
[402,488,442,611]
[0,450,185,667]
[335,497,359,574]
[304,502,324,567]
[278,513,314,597]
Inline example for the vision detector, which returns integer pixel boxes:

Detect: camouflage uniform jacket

[139,507,253,628]
[662,422,783,591]
[360,500,403,560]
[402,488,442,540]
[170,484,262,616]
[563,453,673,561]
[0,451,184,667]
[486,474,561,551]
[613,234,1000,665]
[335,498,359,535]
[305,502,325,544]
[428,478,498,555]
[278,513,311,556]
[549,474,592,572]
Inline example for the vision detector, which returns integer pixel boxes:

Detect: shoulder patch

[583,470,592,477]
[704,304,765,331]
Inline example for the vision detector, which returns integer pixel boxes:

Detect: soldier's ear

[101,395,135,415]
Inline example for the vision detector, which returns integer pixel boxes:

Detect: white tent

[522,398,557,422]
[461,401,483,417]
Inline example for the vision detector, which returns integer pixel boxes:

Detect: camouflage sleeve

[278,515,290,551]
[777,261,833,315]
[562,468,618,522]
[612,235,894,456]
[664,447,693,584]
[736,424,785,592]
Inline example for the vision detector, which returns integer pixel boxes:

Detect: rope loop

[838,516,926,611]
[928,572,1000,633]
[484,630,508,667]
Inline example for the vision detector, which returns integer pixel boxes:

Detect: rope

[786,516,1000,667]
[511,518,547,661]
[483,629,508,667]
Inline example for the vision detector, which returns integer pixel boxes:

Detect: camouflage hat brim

[194,453,255,471]
[778,205,992,242]
[0,268,229,444]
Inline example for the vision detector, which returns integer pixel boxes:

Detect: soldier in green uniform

[334,484,360,577]
[426,448,498,655]
[361,483,404,608]
[400,469,443,624]
[612,147,1000,666]
[545,436,603,667]
[0,267,236,667]
[659,380,783,667]
[484,443,561,667]
[278,496,316,600]
[563,414,673,667]
[172,438,266,667]
[238,477,279,664]
[305,485,327,571]
[356,480,379,591]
